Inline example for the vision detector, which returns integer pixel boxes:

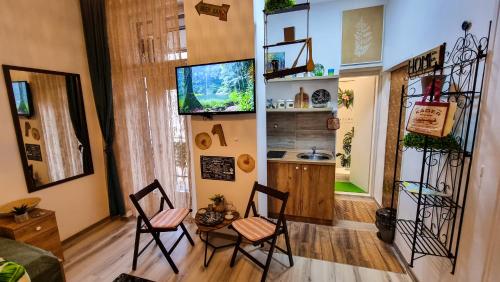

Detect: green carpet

[335,181,366,193]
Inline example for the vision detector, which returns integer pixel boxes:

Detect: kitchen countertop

[267,149,336,165]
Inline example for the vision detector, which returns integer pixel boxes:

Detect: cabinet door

[267,162,301,216]
[300,164,335,221]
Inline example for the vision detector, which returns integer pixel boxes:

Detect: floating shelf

[397,219,452,259]
[264,3,310,16]
[263,38,308,48]
[266,107,333,113]
[263,66,309,80]
[396,181,459,209]
[266,75,339,83]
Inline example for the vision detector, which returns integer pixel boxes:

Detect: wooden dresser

[0,208,64,260]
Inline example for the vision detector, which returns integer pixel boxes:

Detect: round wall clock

[311,89,331,108]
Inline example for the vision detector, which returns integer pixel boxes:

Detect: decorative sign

[195,0,230,21]
[408,44,446,78]
[25,144,42,161]
[211,124,227,146]
[201,156,235,181]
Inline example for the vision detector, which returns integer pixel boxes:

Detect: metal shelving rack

[263,1,311,80]
[390,21,491,274]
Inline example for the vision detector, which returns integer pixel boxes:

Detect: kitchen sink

[296,152,333,161]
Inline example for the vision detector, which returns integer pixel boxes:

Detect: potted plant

[336,127,354,168]
[209,194,225,213]
[11,204,29,223]
[264,0,296,13]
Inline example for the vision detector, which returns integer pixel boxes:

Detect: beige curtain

[30,73,84,182]
[107,0,191,216]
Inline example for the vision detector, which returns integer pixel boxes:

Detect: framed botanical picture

[341,5,384,65]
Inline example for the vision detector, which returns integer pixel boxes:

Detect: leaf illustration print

[354,17,373,57]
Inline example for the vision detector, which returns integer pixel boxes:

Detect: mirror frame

[2,64,94,193]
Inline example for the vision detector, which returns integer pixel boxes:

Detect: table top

[0,208,54,231]
[195,209,240,232]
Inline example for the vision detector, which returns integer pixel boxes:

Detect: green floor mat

[335,181,366,193]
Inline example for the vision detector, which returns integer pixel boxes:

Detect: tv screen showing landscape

[12,81,33,117]
[176,59,255,115]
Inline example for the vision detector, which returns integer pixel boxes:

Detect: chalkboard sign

[201,156,235,181]
[25,143,42,161]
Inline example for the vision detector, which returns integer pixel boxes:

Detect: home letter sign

[408,44,446,78]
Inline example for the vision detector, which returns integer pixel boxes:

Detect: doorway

[335,75,378,196]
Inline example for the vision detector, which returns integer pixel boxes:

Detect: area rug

[335,181,366,193]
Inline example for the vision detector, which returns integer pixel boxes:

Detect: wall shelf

[266,107,333,113]
[264,3,310,16]
[266,75,339,83]
[263,38,308,48]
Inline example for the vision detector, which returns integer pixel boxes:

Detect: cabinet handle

[295,166,299,170]
[35,226,42,231]
[303,167,307,170]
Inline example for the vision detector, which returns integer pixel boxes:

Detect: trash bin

[375,208,396,243]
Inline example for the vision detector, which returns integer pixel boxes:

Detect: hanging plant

[264,0,296,13]
[338,88,354,109]
[336,127,354,168]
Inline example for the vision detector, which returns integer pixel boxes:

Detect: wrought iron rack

[263,1,311,80]
[389,21,491,274]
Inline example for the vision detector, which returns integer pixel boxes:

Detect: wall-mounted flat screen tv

[176,58,255,115]
[12,81,34,117]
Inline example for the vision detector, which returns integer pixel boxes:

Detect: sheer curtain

[106,0,191,216]
[30,73,84,182]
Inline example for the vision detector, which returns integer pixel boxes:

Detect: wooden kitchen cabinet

[268,161,335,225]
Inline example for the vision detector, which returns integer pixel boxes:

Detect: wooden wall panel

[382,66,407,207]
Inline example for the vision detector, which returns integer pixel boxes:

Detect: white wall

[0,0,109,240]
[381,0,500,281]
[255,0,268,215]
[337,76,377,192]
[372,71,390,205]
[383,0,495,70]
[266,0,386,74]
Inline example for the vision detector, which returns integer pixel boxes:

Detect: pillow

[0,258,30,282]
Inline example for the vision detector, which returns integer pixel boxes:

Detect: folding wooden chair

[129,179,194,274]
[229,182,294,282]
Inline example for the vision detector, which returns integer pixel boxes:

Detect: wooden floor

[334,195,378,223]
[277,221,405,273]
[63,219,408,282]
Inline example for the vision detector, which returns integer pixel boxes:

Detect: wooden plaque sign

[407,44,446,78]
[195,1,230,21]
[201,156,235,181]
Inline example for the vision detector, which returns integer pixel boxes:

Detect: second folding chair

[229,181,294,282]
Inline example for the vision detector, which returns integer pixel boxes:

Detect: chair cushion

[150,208,190,229]
[232,217,276,242]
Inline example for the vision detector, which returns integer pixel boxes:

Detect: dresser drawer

[25,227,64,259]
[14,216,58,242]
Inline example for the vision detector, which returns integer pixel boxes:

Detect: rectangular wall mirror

[3,65,94,192]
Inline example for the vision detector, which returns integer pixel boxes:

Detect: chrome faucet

[312,146,317,155]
